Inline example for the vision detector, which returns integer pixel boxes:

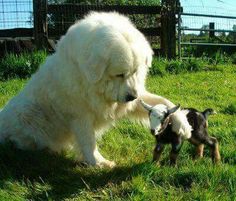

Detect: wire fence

[1,1,236,33]
[0,0,33,29]
[46,3,165,54]
[4,0,235,57]
[181,5,236,34]
[181,16,236,37]
[178,4,236,57]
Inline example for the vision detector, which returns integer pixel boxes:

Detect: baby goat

[140,100,221,165]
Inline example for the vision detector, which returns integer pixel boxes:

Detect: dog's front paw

[97,160,116,168]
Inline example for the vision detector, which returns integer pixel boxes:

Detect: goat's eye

[116,74,125,78]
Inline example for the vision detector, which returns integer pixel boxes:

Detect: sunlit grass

[0,63,235,200]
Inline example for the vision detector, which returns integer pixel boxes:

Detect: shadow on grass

[0,143,146,200]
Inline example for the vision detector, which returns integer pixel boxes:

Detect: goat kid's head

[140,100,180,135]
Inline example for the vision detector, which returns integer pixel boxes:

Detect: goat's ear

[157,116,171,135]
[139,100,153,112]
[167,104,180,115]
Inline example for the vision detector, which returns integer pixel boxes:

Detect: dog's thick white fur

[0,12,192,167]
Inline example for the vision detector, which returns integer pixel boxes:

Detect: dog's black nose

[125,94,137,102]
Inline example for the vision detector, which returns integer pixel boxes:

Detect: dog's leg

[131,92,176,119]
[71,120,115,168]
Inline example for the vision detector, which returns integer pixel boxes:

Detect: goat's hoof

[213,158,221,165]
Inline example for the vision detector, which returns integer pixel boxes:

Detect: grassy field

[0,61,235,200]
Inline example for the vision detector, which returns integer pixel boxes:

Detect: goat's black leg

[203,136,221,163]
[170,137,183,166]
[196,144,204,158]
[188,137,204,159]
[153,143,164,164]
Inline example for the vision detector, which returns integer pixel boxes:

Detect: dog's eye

[116,74,125,78]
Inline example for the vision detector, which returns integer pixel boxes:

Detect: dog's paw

[97,160,116,168]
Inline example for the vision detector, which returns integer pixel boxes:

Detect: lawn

[0,62,235,200]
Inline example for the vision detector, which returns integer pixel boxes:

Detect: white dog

[0,12,192,167]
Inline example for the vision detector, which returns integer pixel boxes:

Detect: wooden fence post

[209,22,215,39]
[161,0,178,59]
[33,0,48,49]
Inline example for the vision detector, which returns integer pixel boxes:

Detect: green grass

[0,62,235,200]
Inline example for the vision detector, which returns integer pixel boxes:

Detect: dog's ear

[57,30,108,83]
[83,52,107,83]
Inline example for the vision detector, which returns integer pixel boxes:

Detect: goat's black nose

[125,94,137,102]
[151,129,156,135]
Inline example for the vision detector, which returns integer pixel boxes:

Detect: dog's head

[58,12,153,104]
[82,23,153,104]
[140,100,180,135]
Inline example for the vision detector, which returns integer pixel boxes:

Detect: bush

[148,55,230,76]
[150,58,207,76]
[0,51,47,80]
[206,51,232,65]
[231,53,236,64]
[224,103,236,115]
[186,58,204,72]
[165,60,187,74]
[149,58,167,76]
